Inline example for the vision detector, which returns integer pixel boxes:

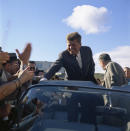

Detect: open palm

[16,43,32,65]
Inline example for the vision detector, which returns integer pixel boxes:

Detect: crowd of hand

[0,43,34,100]
[0,43,38,129]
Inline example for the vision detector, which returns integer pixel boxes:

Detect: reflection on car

[11,80,130,131]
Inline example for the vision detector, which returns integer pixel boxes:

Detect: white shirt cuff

[40,77,48,81]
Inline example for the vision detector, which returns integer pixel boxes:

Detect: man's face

[99,60,106,70]
[4,60,19,75]
[28,63,36,72]
[67,39,81,55]
[38,72,44,76]
[10,60,20,74]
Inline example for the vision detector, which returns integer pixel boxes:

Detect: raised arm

[0,67,34,100]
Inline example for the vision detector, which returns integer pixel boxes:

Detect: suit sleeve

[44,53,64,80]
[108,63,118,86]
[87,47,97,84]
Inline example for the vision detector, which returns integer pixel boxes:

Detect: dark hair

[66,32,81,43]
[5,53,17,64]
[35,70,44,75]
[99,53,111,62]
[37,70,44,73]
[124,67,129,70]
[29,61,35,64]
[0,47,2,51]
[2,53,17,66]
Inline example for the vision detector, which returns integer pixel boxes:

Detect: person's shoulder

[81,46,92,54]
[109,61,120,67]
[81,46,92,51]
[108,61,115,67]
[58,50,68,57]
[108,61,122,69]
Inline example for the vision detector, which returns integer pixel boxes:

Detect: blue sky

[0,0,130,72]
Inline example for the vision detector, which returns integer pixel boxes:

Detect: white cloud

[63,5,110,34]
[94,46,130,73]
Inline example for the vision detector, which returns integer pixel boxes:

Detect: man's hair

[66,32,81,43]
[124,67,129,70]
[3,53,17,66]
[29,61,36,64]
[0,47,2,51]
[37,70,44,73]
[99,53,111,62]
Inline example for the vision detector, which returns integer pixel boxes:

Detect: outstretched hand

[18,66,34,84]
[16,43,32,65]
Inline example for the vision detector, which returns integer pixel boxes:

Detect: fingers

[25,43,32,58]
[15,49,20,57]
[24,66,34,75]
[27,43,32,48]
[24,43,32,53]
[17,43,32,65]
[24,66,30,71]
[19,66,34,83]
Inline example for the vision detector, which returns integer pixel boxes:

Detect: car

[10,80,130,131]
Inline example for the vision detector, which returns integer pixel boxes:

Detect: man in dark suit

[42,32,97,83]
[41,32,103,124]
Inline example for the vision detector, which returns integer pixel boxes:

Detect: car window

[21,85,130,131]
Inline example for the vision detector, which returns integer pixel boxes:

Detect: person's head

[28,61,36,72]
[3,53,19,75]
[37,70,44,76]
[0,47,2,51]
[99,53,111,70]
[66,32,81,55]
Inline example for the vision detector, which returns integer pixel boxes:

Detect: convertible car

[10,80,130,131]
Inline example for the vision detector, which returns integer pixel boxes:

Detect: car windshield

[21,82,130,131]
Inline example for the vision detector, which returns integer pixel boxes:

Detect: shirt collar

[76,51,81,57]
[105,61,111,70]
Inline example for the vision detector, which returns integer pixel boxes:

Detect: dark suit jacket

[44,46,96,83]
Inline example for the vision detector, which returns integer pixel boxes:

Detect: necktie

[73,55,82,69]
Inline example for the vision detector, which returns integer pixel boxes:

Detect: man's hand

[40,77,48,81]
[18,66,34,84]
[0,52,9,64]
[16,43,32,65]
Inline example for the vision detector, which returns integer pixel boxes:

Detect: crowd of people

[0,43,45,130]
[0,32,130,130]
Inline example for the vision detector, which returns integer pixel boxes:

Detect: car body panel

[12,80,130,131]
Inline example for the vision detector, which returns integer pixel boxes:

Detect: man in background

[99,53,127,88]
